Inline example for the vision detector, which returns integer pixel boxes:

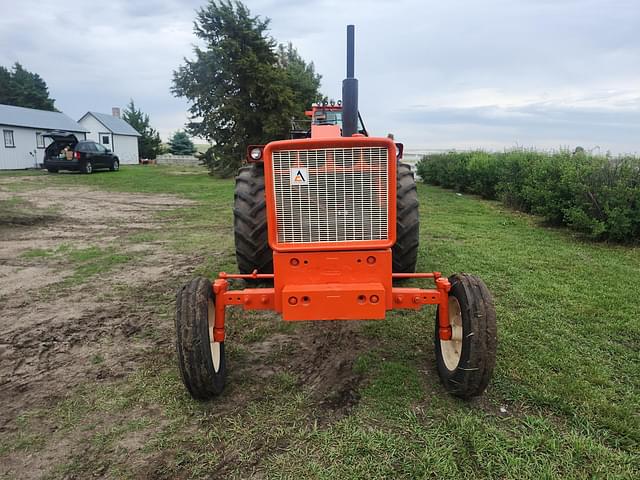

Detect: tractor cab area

[307,104,343,138]
[290,102,367,139]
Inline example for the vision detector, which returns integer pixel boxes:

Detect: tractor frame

[175,25,497,402]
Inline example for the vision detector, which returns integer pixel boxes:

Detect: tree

[0,63,56,111]
[172,0,322,177]
[122,100,163,160]
[168,131,196,155]
[276,43,322,119]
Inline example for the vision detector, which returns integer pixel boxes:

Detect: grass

[64,246,134,285]
[1,165,638,479]
[18,243,136,286]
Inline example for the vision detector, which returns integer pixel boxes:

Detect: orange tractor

[175,25,496,400]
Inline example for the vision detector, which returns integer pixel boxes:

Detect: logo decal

[290,167,309,186]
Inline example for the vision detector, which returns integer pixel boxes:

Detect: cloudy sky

[1,0,639,153]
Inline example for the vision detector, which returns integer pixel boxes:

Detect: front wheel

[110,159,119,171]
[175,277,226,399]
[434,273,497,398]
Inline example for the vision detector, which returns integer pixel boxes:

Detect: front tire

[175,277,226,399]
[434,273,497,398]
[393,163,419,273]
[110,159,119,171]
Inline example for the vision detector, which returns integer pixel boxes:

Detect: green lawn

[3,166,639,479]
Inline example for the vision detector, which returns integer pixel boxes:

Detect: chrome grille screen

[272,147,389,244]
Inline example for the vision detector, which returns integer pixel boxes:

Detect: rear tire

[393,163,419,273]
[46,167,58,173]
[81,161,93,174]
[234,164,273,274]
[434,274,497,398]
[175,277,226,400]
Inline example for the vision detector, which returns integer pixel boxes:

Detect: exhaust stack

[342,25,358,137]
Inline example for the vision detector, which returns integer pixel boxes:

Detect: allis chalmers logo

[290,167,309,186]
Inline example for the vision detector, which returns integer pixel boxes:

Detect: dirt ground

[0,181,193,424]
[0,177,372,478]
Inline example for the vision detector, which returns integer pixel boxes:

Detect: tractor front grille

[271,146,389,244]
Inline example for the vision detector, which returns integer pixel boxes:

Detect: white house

[0,104,88,170]
[78,109,140,164]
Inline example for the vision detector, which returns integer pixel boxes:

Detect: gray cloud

[395,99,640,152]
[0,0,638,152]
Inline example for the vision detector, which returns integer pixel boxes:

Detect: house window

[3,129,15,148]
[36,131,45,148]
[100,134,110,145]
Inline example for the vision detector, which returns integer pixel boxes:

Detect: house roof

[80,111,141,136]
[0,104,89,132]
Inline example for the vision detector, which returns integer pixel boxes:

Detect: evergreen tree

[172,0,322,177]
[0,63,56,111]
[122,100,163,160]
[0,67,13,106]
[276,43,322,119]
[168,131,196,155]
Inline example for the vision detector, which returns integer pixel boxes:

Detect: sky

[1,0,639,153]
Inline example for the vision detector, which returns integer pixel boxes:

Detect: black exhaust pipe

[342,25,358,137]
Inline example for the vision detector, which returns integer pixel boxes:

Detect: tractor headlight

[250,147,262,160]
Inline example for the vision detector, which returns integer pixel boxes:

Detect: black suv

[43,132,120,174]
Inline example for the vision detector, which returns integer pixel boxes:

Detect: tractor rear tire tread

[234,165,273,275]
[393,163,420,273]
[175,277,226,400]
[434,273,497,399]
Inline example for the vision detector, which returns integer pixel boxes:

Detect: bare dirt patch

[0,182,194,425]
[287,321,370,413]
[230,320,374,418]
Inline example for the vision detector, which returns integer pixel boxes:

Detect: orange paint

[263,137,397,252]
[210,135,451,340]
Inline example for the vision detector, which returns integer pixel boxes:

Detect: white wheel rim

[440,296,463,371]
[207,297,221,372]
[86,163,92,173]
[114,161,119,170]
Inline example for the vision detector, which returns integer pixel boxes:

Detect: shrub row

[416,149,640,241]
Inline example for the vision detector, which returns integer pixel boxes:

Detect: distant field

[160,143,210,154]
[1,166,638,479]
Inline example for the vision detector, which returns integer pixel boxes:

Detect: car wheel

[110,159,119,171]
[82,161,93,174]
[47,168,58,173]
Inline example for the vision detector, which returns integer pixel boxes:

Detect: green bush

[416,149,640,242]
